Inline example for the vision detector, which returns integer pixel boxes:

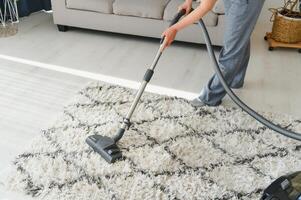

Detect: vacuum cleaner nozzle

[86,135,122,163]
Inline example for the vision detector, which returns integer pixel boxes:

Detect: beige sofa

[51,0,225,46]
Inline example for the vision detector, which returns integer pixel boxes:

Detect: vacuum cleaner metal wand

[112,10,185,143]
[86,10,186,163]
[112,48,163,143]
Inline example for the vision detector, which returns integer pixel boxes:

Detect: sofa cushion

[66,0,113,14]
[164,0,218,27]
[113,0,170,19]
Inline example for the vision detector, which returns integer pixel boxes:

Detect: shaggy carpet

[3,82,301,200]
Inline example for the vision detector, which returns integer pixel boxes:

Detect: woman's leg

[199,0,265,106]
[230,39,250,88]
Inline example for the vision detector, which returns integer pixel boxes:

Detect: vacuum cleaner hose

[197,19,301,141]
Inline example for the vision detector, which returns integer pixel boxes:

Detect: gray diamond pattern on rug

[4,82,301,200]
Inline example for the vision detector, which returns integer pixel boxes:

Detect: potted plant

[269,0,301,44]
[0,0,19,37]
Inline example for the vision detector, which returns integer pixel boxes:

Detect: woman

[162,0,265,107]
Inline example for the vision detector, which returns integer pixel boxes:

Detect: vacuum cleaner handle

[160,9,186,44]
[170,9,186,27]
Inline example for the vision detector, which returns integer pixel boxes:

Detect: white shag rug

[3,82,301,200]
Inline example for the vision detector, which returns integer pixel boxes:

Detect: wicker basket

[271,10,301,43]
[0,23,18,37]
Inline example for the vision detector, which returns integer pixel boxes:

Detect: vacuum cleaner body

[262,171,301,200]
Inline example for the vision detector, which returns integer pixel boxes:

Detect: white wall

[252,0,283,37]
[258,0,283,25]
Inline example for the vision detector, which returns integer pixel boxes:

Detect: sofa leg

[57,25,69,32]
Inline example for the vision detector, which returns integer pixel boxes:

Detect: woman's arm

[161,0,217,48]
[174,0,217,31]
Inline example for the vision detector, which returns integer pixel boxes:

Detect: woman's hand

[178,0,192,15]
[161,0,216,50]
[161,26,178,49]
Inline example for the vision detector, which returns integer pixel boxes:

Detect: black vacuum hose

[197,19,301,141]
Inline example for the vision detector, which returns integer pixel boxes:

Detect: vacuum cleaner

[86,9,301,198]
[261,171,301,200]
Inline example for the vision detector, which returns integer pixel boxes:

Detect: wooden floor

[0,61,88,195]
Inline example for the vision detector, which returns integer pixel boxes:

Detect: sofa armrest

[51,0,68,24]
